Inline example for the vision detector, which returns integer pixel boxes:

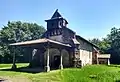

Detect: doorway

[54,55,60,68]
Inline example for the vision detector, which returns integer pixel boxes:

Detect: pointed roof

[51,9,62,19]
[45,9,68,24]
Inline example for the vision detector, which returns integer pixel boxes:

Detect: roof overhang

[10,38,71,48]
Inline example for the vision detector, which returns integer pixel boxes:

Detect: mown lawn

[0,63,120,82]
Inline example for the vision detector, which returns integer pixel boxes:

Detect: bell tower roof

[45,9,68,24]
[51,9,62,19]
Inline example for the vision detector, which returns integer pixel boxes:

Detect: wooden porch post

[45,43,50,72]
[107,58,110,65]
[12,46,17,69]
[59,49,63,70]
[96,53,99,64]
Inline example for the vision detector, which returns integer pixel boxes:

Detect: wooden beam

[45,42,50,72]
[107,58,110,65]
[11,46,17,69]
[59,49,63,69]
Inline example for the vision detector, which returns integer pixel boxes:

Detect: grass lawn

[0,64,120,82]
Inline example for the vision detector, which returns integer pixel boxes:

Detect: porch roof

[9,38,71,47]
[97,54,111,58]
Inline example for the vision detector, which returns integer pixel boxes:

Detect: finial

[56,9,58,12]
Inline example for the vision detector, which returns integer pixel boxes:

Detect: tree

[90,27,120,64]
[107,27,120,64]
[89,38,110,53]
[0,21,46,63]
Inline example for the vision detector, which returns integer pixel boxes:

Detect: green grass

[0,64,120,82]
[62,65,120,82]
[0,63,29,68]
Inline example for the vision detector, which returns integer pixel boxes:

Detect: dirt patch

[0,76,31,82]
[0,78,11,82]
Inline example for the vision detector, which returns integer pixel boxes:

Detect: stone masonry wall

[77,39,93,66]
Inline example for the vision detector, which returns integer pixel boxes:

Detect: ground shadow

[108,65,120,68]
[0,78,8,82]
[0,66,45,74]
[0,66,61,74]
[0,80,5,82]
[116,80,120,82]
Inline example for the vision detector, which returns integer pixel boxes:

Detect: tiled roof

[10,38,71,47]
[76,35,99,49]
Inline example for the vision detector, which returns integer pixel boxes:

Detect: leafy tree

[0,21,46,63]
[89,38,110,53]
[107,27,120,64]
[90,27,120,64]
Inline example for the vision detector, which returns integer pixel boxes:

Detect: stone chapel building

[10,9,110,72]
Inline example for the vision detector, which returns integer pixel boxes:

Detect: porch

[10,38,73,72]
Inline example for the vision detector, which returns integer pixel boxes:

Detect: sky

[0,0,120,40]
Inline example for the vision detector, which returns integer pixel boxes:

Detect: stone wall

[49,35,63,42]
[62,49,70,67]
[77,39,93,66]
[30,49,44,67]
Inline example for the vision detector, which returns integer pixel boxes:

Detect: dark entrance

[54,55,60,68]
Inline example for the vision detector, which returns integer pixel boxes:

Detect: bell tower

[45,9,68,30]
[42,9,76,44]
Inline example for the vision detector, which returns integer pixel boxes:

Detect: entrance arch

[44,48,60,69]
[61,49,70,67]
[44,48,70,69]
[53,55,60,68]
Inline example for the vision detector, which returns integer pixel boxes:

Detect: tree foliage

[107,27,120,64]
[0,21,46,63]
[89,38,111,54]
[90,27,120,64]
[1,21,120,64]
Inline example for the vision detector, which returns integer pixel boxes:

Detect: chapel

[10,9,110,72]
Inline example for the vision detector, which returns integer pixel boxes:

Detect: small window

[32,49,37,59]
[54,30,56,35]
[63,20,66,26]
[60,21,62,26]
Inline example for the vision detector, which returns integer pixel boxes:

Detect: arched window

[59,20,62,28]
[63,20,66,27]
